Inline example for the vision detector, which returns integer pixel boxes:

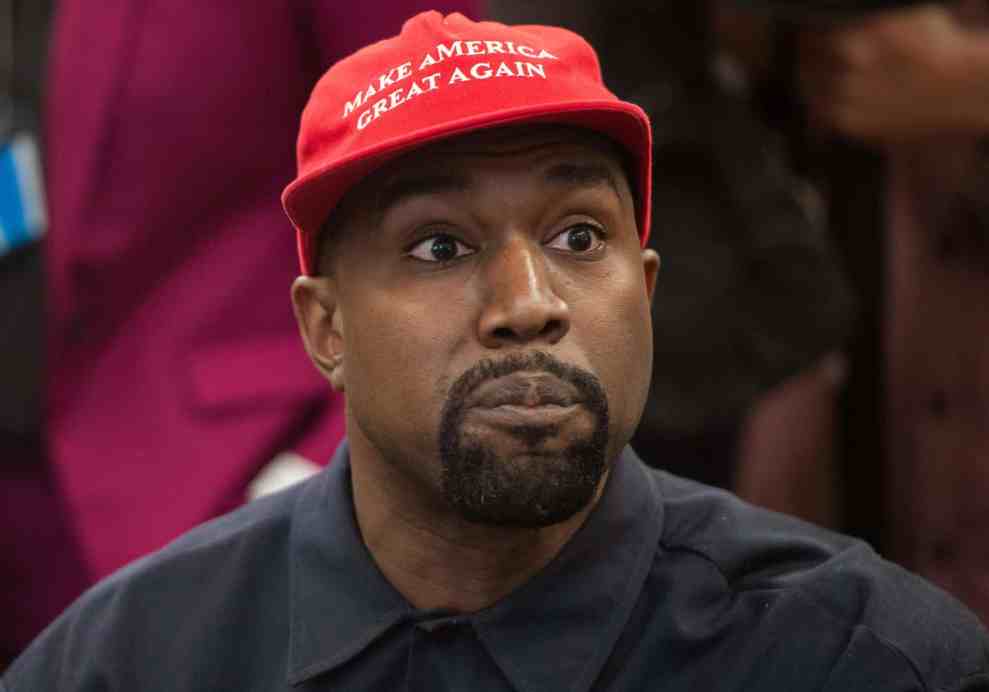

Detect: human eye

[406,232,476,263]
[545,222,606,255]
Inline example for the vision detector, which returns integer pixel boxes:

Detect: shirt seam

[935,671,989,692]
[656,540,935,689]
[655,539,732,593]
[787,582,988,692]
[849,625,928,692]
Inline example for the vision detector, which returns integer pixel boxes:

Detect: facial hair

[437,351,610,528]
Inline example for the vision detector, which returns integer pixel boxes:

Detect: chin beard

[437,352,610,528]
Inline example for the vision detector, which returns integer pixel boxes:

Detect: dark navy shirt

[4,443,988,691]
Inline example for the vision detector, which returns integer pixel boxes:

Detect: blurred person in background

[803,0,989,623]
[1,0,478,664]
[1,0,90,667]
[707,0,989,625]
[487,0,853,523]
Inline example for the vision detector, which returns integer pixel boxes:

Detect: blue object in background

[0,132,47,257]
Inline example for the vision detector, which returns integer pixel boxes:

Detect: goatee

[438,351,610,528]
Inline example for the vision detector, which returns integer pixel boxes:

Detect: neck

[349,443,605,614]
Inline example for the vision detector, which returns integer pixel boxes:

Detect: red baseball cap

[282,11,652,275]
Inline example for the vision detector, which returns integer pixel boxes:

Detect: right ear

[291,275,347,392]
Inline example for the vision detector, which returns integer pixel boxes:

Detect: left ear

[641,248,660,301]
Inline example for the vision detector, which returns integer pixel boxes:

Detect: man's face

[294,126,659,527]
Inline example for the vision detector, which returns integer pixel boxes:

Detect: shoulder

[1,479,307,692]
[648,467,989,689]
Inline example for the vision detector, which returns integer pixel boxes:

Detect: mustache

[445,351,606,414]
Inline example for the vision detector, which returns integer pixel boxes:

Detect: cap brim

[283,99,652,275]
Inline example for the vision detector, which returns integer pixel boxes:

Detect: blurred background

[3,0,988,666]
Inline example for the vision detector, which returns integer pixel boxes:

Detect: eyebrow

[543,162,623,200]
[372,159,624,220]
[374,173,471,218]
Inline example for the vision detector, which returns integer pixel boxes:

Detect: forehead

[344,125,631,214]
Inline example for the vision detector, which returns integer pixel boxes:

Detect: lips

[465,372,581,410]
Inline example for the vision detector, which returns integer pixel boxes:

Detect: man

[4,11,987,691]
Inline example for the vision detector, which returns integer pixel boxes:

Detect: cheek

[572,265,654,435]
[341,290,470,451]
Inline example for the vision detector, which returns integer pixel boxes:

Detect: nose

[477,234,571,348]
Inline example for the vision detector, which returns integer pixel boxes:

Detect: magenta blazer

[45,0,479,579]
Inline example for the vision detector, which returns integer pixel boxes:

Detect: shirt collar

[287,443,664,691]
[472,447,664,692]
[287,441,412,685]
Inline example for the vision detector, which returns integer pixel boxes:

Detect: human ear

[291,276,347,392]
[641,249,660,302]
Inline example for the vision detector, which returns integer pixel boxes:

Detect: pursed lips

[465,372,581,410]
